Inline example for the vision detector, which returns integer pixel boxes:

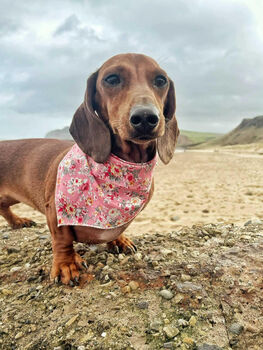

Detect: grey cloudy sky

[0,0,263,139]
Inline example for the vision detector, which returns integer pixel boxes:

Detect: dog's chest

[55,144,156,229]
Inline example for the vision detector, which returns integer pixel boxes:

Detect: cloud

[0,0,262,139]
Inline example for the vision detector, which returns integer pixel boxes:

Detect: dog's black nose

[130,106,159,134]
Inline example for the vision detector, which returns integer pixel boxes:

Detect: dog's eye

[104,74,121,86]
[154,75,167,88]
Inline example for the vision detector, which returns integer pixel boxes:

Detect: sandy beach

[2,148,262,235]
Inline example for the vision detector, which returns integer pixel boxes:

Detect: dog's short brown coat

[0,53,179,284]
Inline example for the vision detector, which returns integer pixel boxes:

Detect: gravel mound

[0,221,262,349]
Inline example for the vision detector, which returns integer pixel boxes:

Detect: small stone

[39,235,49,240]
[189,316,197,327]
[96,262,105,269]
[15,332,23,340]
[7,247,20,254]
[104,274,110,282]
[178,319,188,327]
[10,266,22,272]
[31,325,37,332]
[77,346,86,350]
[150,320,162,331]
[65,314,79,327]
[172,293,184,304]
[171,216,180,221]
[245,324,259,333]
[53,347,63,350]
[80,330,94,343]
[121,285,131,294]
[120,256,130,265]
[128,281,139,290]
[229,322,244,335]
[134,252,142,261]
[181,274,191,281]
[2,233,9,239]
[1,288,13,296]
[159,289,174,300]
[197,344,223,350]
[202,209,209,213]
[163,325,180,339]
[175,282,203,292]
[118,253,125,261]
[183,337,194,345]
[163,342,174,349]
[137,301,149,309]
[101,332,106,337]
[160,248,173,256]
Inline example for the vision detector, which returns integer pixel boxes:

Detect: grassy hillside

[206,115,263,147]
[178,130,222,146]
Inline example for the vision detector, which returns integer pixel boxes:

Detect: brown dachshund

[0,53,179,285]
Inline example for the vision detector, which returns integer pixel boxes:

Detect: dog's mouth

[129,134,158,144]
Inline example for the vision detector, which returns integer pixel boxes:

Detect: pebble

[77,346,86,350]
[163,325,179,339]
[178,319,188,327]
[150,320,162,331]
[96,262,104,269]
[39,235,49,240]
[1,288,13,296]
[134,252,142,261]
[7,247,20,254]
[137,301,149,309]
[183,336,194,345]
[159,289,174,300]
[229,322,244,335]
[120,256,130,265]
[15,332,23,340]
[31,325,37,332]
[172,293,184,304]
[189,315,197,326]
[2,233,9,239]
[175,282,203,292]
[160,248,173,256]
[128,281,139,290]
[197,344,223,350]
[121,285,131,294]
[10,266,22,272]
[65,314,79,327]
[181,274,191,281]
[170,216,180,221]
[118,253,125,261]
[163,342,174,349]
[244,219,262,226]
[245,324,259,333]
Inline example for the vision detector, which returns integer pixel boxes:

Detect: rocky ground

[0,220,262,350]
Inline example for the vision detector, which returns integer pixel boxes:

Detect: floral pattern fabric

[55,144,156,229]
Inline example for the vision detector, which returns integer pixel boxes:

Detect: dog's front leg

[45,201,85,285]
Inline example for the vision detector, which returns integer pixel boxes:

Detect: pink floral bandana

[55,144,157,229]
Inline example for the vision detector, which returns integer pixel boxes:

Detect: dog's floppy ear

[69,71,111,163]
[157,79,180,164]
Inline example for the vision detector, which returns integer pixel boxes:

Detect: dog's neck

[111,135,156,163]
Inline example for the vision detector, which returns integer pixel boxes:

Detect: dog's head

[70,53,179,164]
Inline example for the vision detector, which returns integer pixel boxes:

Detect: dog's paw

[107,235,137,254]
[50,252,88,285]
[11,217,36,229]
